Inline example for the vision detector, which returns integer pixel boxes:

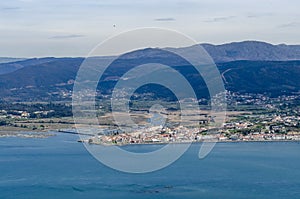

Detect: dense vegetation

[0,46,299,102]
[0,102,72,118]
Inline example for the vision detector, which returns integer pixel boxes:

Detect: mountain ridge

[2,40,300,63]
[0,41,299,101]
[199,41,300,62]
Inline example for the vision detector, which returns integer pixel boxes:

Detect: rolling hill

[0,41,299,101]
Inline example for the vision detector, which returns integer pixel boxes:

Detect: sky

[0,0,299,57]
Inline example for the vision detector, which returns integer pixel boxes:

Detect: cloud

[277,22,300,28]
[154,18,176,22]
[204,16,235,22]
[1,7,21,10]
[247,14,260,18]
[49,34,85,39]
[246,13,273,18]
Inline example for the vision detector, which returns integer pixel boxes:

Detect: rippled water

[1,133,300,199]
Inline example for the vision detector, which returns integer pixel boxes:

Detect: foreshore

[81,139,300,147]
[81,131,300,146]
[1,129,299,145]
[0,131,55,139]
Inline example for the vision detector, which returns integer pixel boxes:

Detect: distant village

[84,92,300,145]
[0,91,299,143]
[84,112,300,145]
[85,120,300,146]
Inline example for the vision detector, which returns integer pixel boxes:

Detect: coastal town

[84,122,300,146]
[84,92,300,145]
[0,91,299,143]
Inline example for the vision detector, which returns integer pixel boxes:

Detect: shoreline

[0,130,55,139]
[83,139,300,147]
[1,130,299,145]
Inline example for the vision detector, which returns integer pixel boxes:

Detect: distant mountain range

[0,57,25,64]
[0,41,299,101]
[117,41,300,63]
[201,41,300,62]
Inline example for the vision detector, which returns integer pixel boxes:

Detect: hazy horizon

[1,40,300,59]
[0,0,299,57]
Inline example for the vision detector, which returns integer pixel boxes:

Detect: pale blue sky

[0,0,299,57]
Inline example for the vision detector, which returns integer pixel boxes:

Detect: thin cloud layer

[278,22,300,29]
[204,16,235,23]
[49,34,85,39]
[154,18,176,22]
[1,7,21,10]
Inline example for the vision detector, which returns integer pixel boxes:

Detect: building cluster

[0,109,54,119]
[86,126,200,145]
[85,116,300,146]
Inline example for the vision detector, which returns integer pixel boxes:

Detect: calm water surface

[0,133,300,199]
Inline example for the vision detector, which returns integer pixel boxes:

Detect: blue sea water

[0,133,300,199]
